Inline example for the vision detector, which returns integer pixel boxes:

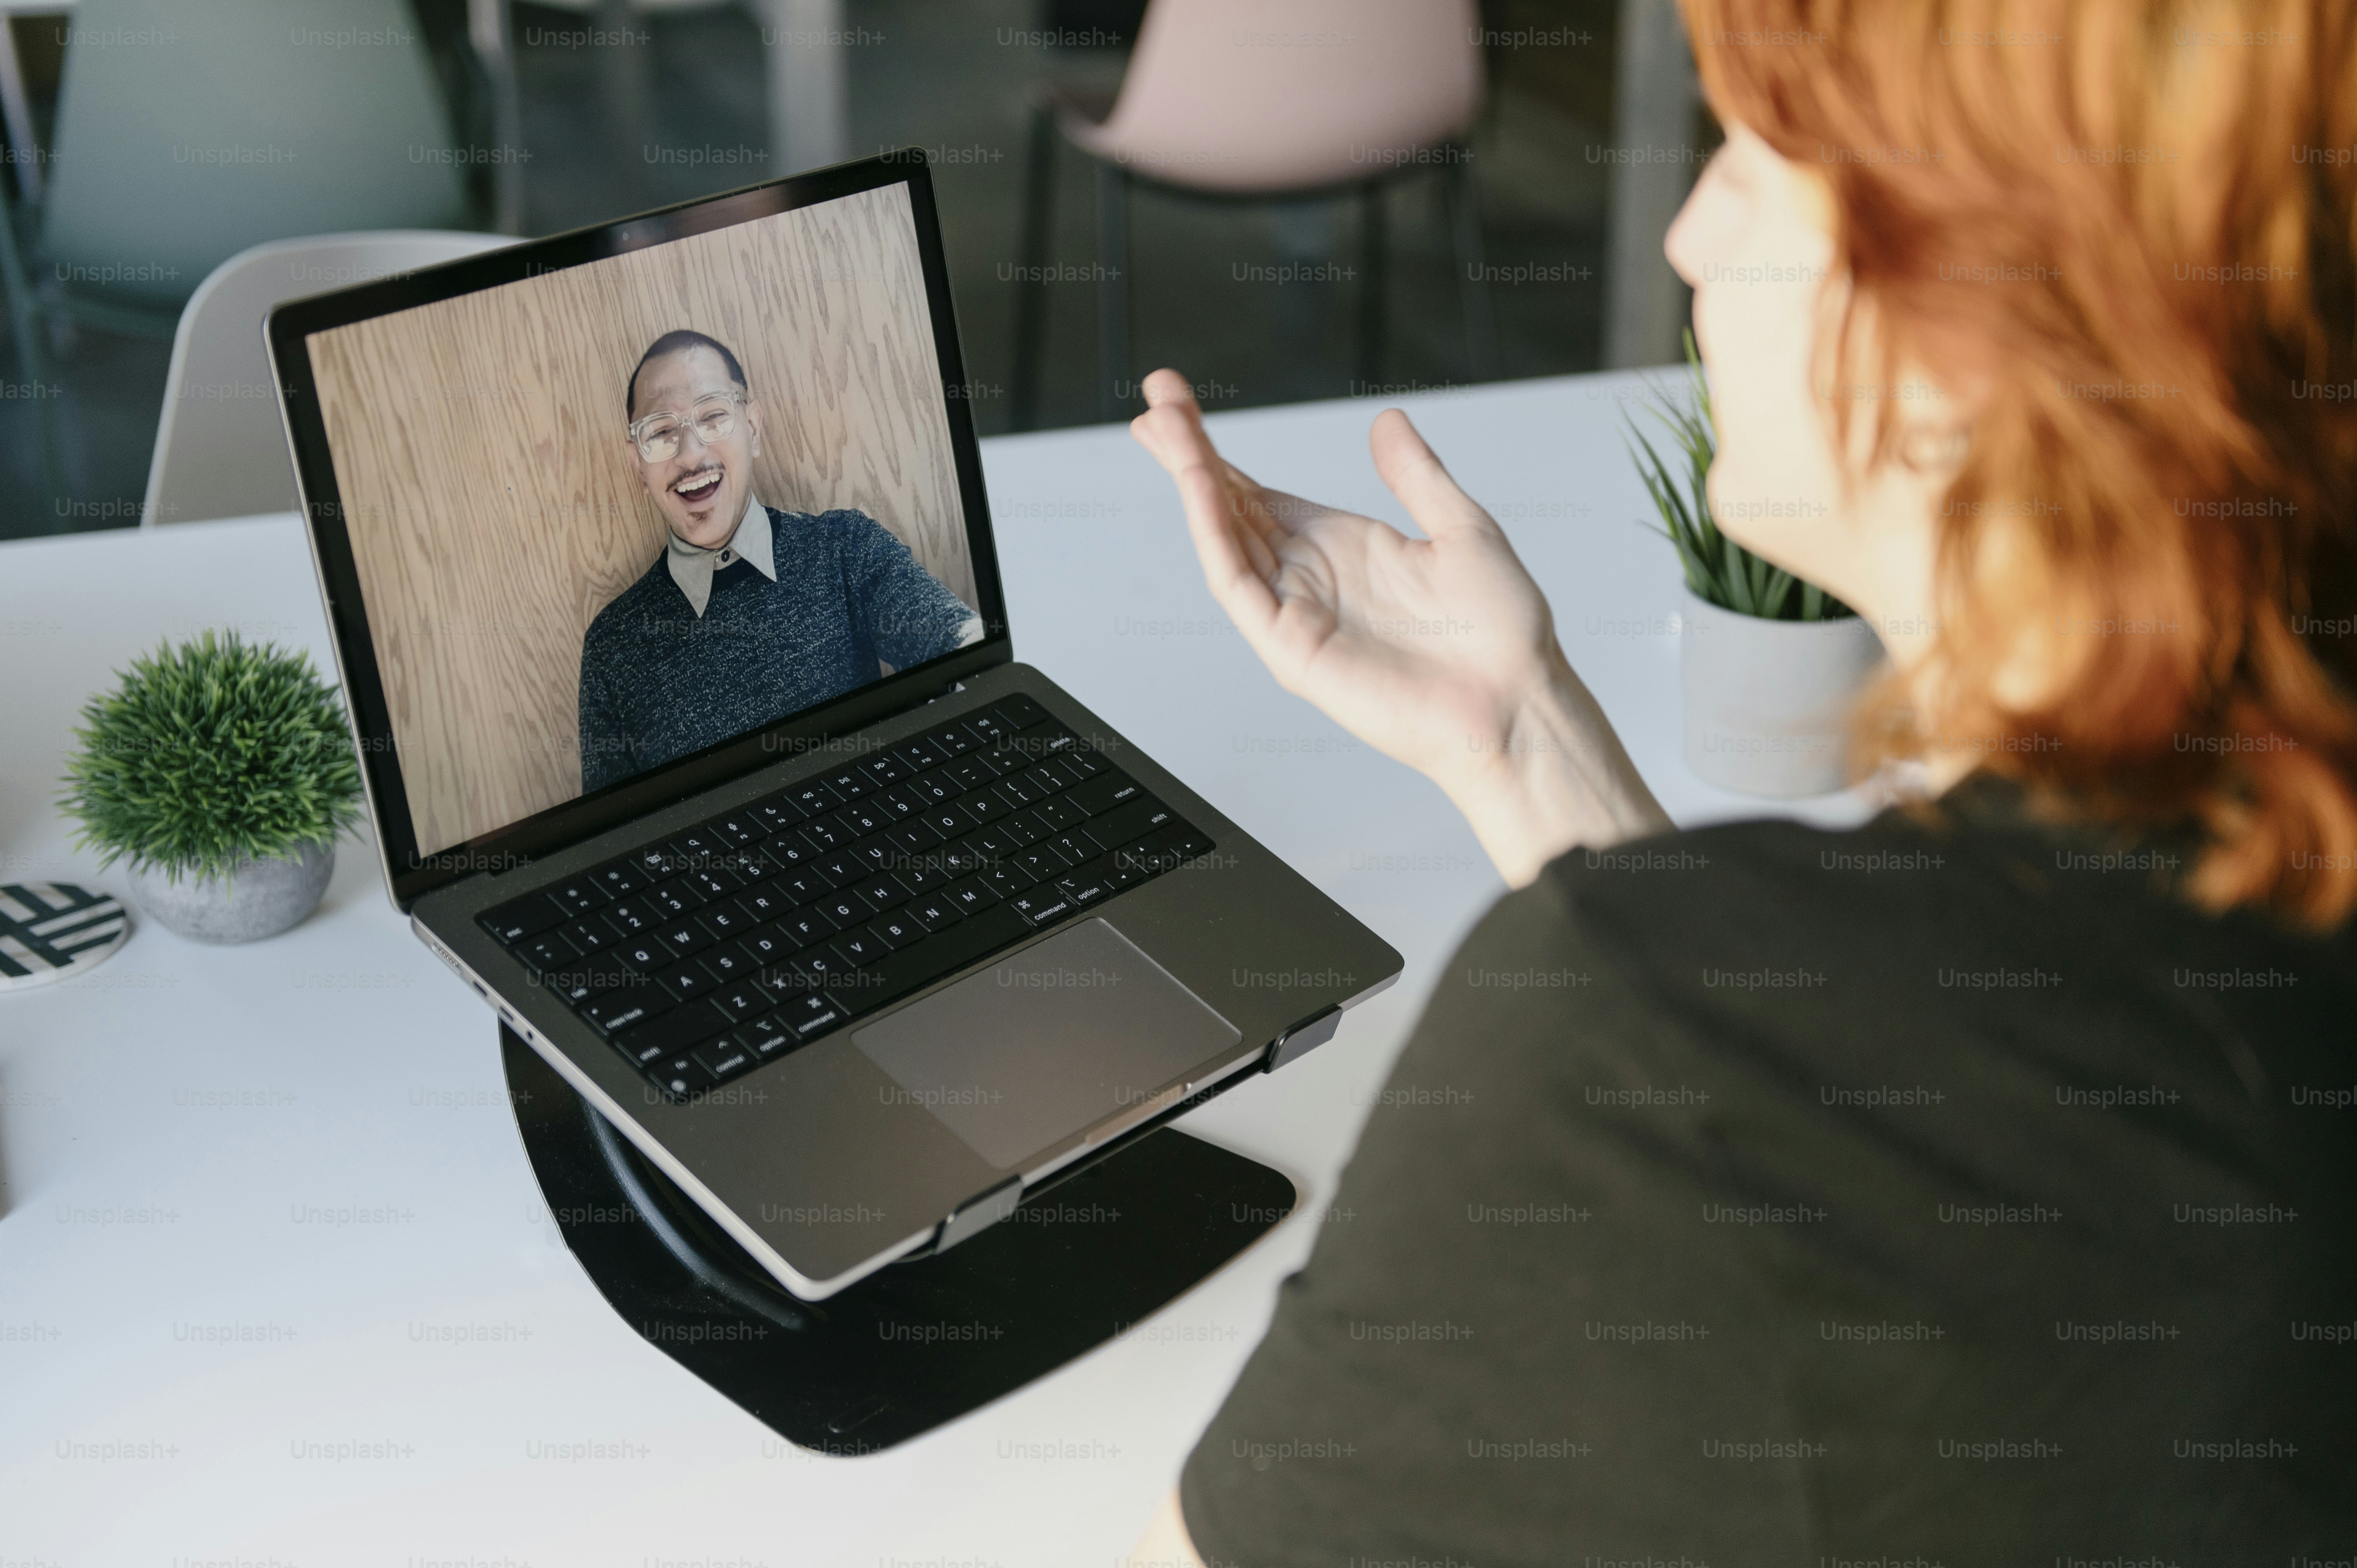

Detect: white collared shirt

[664,493,776,617]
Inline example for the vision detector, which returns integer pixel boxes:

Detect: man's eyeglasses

[628,390,744,464]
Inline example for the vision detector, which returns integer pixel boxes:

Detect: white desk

[0,372,1868,1564]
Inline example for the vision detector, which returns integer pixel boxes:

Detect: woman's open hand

[1129,369,1669,886]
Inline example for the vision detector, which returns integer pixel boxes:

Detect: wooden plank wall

[307,184,975,856]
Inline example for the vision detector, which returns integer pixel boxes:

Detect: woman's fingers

[1128,402,1203,479]
[1177,463,1280,633]
[1369,408,1501,541]
[1139,366,1199,413]
[1132,371,1285,510]
[1131,372,1220,476]
[1132,371,1296,583]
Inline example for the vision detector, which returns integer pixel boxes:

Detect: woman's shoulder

[1477,778,2355,1054]
[1510,795,1990,980]
[1528,777,2266,956]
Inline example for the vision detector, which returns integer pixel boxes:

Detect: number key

[602,897,655,936]
[838,800,891,838]
[686,865,743,902]
[645,878,703,918]
[908,769,963,806]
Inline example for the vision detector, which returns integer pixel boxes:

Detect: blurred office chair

[1011,0,1493,426]
[143,230,511,526]
[0,0,474,510]
[19,0,469,340]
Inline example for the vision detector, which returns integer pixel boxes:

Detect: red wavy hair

[1681,0,2357,927]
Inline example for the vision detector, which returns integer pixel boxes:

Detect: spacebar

[830,903,1030,1016]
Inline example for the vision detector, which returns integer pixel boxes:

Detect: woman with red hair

[1129,0,2356,1560]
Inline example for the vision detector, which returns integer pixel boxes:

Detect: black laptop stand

[500,1026,1299,1453]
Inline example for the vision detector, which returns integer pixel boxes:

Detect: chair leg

[599,0,649,170]
[0,198,62,526]
[466,0,526,234]
[1011,103,1057,433]
[1357,182,1386,393]
[1448,152,1498,381]
[0,19,42,206]
[1095,161,1130,423]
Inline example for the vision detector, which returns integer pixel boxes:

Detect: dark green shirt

[1182,780,2357,1564]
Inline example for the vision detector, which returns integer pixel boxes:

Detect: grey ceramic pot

[124,841,335,944]
[1679,588,1886,798]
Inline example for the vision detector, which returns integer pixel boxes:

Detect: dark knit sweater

[576,506,974,791]
[1181,778,2357,1564]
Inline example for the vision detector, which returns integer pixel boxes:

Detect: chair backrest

[143,230,511,526]
[1089,0,1483,191]
[42,0,469,312]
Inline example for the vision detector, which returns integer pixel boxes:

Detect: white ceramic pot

[124,841,335,944]
[1679,588,1885,798]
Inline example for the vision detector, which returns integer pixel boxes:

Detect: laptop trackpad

[853,918,1242,1169]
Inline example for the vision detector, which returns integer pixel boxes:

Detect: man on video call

[577,329,984,791]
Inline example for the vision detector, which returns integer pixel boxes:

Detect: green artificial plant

[1627,330,1855,622]
[59,630,362,884]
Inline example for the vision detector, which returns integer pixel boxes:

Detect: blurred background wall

[0,0,1715,541]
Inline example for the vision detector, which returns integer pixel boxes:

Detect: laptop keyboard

[476,695,1214,1098]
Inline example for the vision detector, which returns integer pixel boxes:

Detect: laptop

[267,152,1402,1300]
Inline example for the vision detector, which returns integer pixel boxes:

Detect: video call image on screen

[304,183,980,858]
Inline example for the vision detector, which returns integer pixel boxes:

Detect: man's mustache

[670,464,725,496]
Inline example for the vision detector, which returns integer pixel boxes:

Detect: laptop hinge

[400,668,993,911]
[935,1175,1023,1252]
[1263,1005,1343,1074]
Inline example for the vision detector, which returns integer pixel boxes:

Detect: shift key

[611,1000,732,1065]
[1080,795,1175,851]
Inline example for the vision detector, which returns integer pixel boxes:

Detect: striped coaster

[0,883,131,992]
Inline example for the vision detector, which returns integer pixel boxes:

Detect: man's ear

[745,396,763,457]
[623,435,658,495]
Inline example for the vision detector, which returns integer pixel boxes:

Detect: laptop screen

[295,176,989,863]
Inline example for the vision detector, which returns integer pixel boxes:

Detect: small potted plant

[1628,335,1884,798]
[60,630,362,943]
